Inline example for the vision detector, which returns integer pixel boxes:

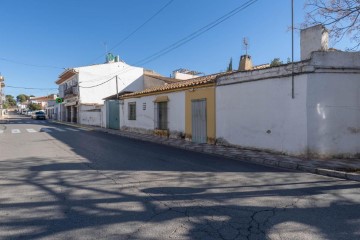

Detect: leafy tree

[304,0,360,50]
[28,103,42,111]
[16,94,28,103]
[5,95,17,107]
[226,58,233,72]
[270,58,283,67]
[2,103,9,109]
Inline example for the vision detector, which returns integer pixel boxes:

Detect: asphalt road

[1,112,359,240]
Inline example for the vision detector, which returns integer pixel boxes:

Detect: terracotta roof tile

[121,73,224,98]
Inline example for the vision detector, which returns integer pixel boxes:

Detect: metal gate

[107,100,120,130]
[191,99,207,143]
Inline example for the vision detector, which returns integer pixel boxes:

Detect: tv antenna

[242,37,249,55]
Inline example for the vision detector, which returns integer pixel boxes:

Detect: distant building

[172,69,203,80]
[0,74,5,118]
[29,94,57,109]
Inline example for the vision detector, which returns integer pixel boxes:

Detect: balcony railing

[64,86,79,96]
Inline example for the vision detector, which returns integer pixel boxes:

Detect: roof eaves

[121,73,224,99]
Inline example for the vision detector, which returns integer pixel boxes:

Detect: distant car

[32,111,46,120]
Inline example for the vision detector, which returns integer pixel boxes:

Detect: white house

[216,25,360,158]
[55,58,144,126]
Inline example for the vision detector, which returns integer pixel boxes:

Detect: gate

[107,100,120,130]
[191,99,207,143]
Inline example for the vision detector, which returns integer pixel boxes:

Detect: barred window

[157,102,168,130]
[128,102,136,120]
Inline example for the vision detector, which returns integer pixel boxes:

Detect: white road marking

[65,128,79,132]
[11,129,21,134]
[26,129,37,133]
[53,128,66,132]
[0,130,3,134]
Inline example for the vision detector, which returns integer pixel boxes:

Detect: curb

[50,121,360,182]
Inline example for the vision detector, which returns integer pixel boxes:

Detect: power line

[134,0,258,66]
[79,0,258,88]
[79,76,116,88]
[0,57,65,70]
[6,85,58,90]
[89,0,175,64]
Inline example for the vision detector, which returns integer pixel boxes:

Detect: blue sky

[0,0,352,97]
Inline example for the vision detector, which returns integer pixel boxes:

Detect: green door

[107,100,120,130]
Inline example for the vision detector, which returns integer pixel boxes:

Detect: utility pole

[116,75,119,99]
[291,0,295,99]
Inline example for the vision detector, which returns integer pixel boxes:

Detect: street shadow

[1,157,359,239]
[1,114,360,239]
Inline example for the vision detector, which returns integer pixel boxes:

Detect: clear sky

[0,0,352,97]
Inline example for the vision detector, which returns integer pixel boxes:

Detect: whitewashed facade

[216,51,360,158]
[121,91,185,135]
[55,61,144,126]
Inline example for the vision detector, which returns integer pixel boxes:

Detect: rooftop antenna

[242,37,249,56]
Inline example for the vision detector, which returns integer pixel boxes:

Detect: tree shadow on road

[1,155,360,239]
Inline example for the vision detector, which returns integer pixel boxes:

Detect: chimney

[238,55,253,71]
[300,24,329,60]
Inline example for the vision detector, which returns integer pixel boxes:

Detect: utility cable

[89,0,175,64]
[79,0,258,88]
[6,85,58,90]
[134,0,258,66]
[0,57,65,69]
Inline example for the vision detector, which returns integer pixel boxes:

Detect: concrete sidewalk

[51,120,360,182]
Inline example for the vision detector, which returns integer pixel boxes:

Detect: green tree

[5,95,17,107]
[226,58,233,72]
[2,103,9,109]
[16,94,28,103]
[28,103,42,111]
[270,58,283,67]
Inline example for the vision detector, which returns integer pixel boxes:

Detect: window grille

[128,102,136,120]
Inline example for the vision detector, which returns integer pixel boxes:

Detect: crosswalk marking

[53,127,66,132]
[0,126,85,134]
[65,128,79,132]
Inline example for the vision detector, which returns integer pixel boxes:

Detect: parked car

[31,111,46,120]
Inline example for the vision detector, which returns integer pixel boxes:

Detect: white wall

[174,72,198,80]
[307,72,360,157]
[216,74,308,155]
[79,105,103,127]
[121,91,185,133]
[78,62,144,104]
[101,104,106,128]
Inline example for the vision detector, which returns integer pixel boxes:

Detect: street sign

[55,98,63,104]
